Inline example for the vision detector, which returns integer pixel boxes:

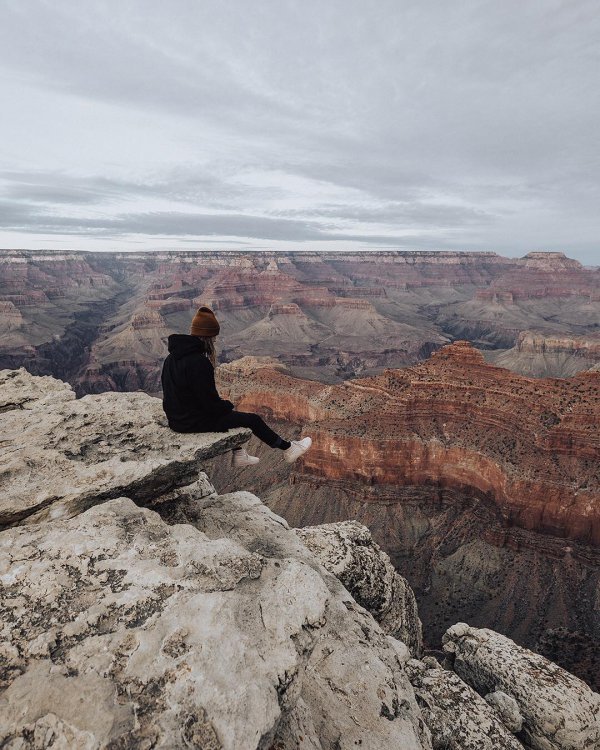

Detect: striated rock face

[485,331,600,378]
[219,342,600,546]
[443,624,600,750]
[297,520,423,655]
[2,248,598,391]
[212,346,600,687]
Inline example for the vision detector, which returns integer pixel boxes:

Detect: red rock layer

[219,342,600,546]
[482,252,597,300]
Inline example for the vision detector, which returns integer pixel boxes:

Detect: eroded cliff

[2,249,599,390]
[2,368,598,749]
[210,345,600,688]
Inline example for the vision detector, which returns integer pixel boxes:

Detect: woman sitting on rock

[161,305,312,467]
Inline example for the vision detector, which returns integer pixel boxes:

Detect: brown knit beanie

[190,306,220,337]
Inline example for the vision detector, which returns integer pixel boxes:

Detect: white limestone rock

[485,690,524,733]
[0,498,328,749]
[153,479,432,749]
[443,624,600,750]
[296,519,423,655]
[0,478,433,750]
[0,368,250,528]
[405,658,523,749]
[0,367,75,412]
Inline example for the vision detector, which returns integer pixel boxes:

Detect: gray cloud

[0,201,416,244]
[0,1,598,262]
[0,168,282,209]
[275,202,494,228]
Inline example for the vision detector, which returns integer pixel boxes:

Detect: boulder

[297,519,423,654]
[405,657,523,749]
[443,624,600,750]
[151,478,432,749]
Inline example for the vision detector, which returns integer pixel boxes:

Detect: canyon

[208,343,600,690]
[1,248,598,692]
[1,369,598,749]
[1,249,598,392]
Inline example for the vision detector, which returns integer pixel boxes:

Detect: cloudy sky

[0,0,598,262]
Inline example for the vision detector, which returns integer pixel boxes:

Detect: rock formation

[405,657,524,749]
[0,368,432,748]
[211,345,600,688]
[443,624,600,750]
[297,520,423,655]
[218,342,600,546]
[2,249,598,390]
[485,331,600,378]
[1,368,599,749]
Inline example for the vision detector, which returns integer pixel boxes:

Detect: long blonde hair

[198,336,217,368]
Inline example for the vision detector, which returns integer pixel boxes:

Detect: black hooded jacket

[161,334,234,432]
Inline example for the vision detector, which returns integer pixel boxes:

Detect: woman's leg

[214,410,291,450]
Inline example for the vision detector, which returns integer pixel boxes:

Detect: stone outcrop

[151,480,432,749]
[0,369,433,749]
[2,249,598,390]
[405,657,524,749]
[443,624,600,750]
[0,368,249,528]
[0,493,431,749]
[297,520,423,655]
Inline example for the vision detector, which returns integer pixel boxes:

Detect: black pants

[213,410,290,449]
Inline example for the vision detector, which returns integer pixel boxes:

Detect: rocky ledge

[1,369,598,749]
[0,368,249,528]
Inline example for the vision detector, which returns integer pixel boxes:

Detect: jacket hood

[167,334,207,360]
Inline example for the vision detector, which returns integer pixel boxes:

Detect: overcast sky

[0,0,598,262]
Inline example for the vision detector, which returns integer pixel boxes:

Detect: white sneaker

[283,437,312,464]
[232,447,260,467]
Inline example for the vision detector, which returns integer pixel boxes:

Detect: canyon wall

[1,249,598,390]
[210,345,600,688]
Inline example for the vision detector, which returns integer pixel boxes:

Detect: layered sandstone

[2,249,598,388]
[485,331,600,377]
[219,341,600,546]
[211,344,600,687]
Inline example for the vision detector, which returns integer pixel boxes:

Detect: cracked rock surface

[405,657,523,749]
[151,479,432,749]
[297,519,423,655]
[443,624,600,750]
[0,490,433,749]
[0,498,330,749]
[0,368,250,528]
